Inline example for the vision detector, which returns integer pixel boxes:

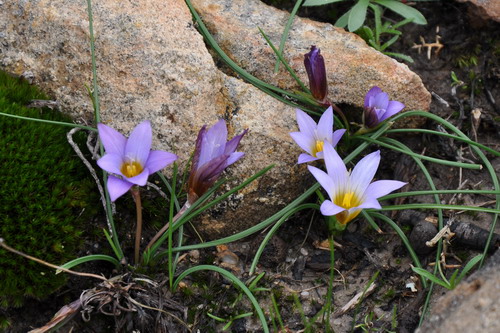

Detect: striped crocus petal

[309,142,407,225]
[290,107,344,164]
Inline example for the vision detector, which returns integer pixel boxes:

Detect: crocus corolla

[97,121,178,201]
[187,119,247,204]
[290,107,346,164]
[363,86,405,128]
[304,45,328,103]
[308,142,406,225]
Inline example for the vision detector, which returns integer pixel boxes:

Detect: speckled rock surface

[0,0,309,239]
[416,248,500,333]
[0,0,429,238]
[191,0,431,127]
[456,0,500,22]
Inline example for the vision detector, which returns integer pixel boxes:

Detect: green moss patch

[0,71,95,307]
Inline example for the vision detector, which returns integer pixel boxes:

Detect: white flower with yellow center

[308,142,407,225]
[290,107,346,164]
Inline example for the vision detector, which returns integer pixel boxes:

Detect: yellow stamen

[312,140,324,157]
[121,160,143,178]
[342,191,355,208]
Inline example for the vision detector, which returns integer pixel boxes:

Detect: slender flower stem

[328,101,350,132]
[146,201,190,250]
[131,187,143,265]
[324,233,335,332]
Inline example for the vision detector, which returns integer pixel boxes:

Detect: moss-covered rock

[0,71,96,307]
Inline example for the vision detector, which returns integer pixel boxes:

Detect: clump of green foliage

[0,71,95,307]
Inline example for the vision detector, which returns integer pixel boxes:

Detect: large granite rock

[416,249,500,333]
[456,0,500,22]
[191,0,431,127]
[0,0,429,238]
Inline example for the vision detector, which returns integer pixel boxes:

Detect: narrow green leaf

[334,9,351,28]
[457,254,483,282]
[57,254,120,273]
[348,0,370,32]
[412,267,451,289]
[274,0,304,73]
[373,0,427,24]
[303,0,346,6]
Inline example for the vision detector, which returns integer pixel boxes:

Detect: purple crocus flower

[187,119,247,204]
[290,107,346,164]
[97,121,178,201]
[363,86,405,128]
[304,45,328,103]
[308,142,406,225]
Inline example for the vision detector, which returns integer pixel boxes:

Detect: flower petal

[125,121,152,165]
[379,101,405,122]
[320,200,345,216]
[298,153,318,164]
[350,150,380,194]
[98,123,126,155]
[107,176,133,202]
[226,151,244,167]
[365,180,407,199]
[224,129,247,155]
[125,167,150,186]
[364,86,382,108]
[97,153,124,175]
[316,107,333,142]
[295,109,317,138]
[331,129,346,147]
[199,119,228,167]
[372,91,389,110]
[290,131,315,155]
[196,154,230,186]
[308,165,334,197]
[191,125,207,173]
[322,142,348,187]
[356,198,382,210]
[146,150,178,174]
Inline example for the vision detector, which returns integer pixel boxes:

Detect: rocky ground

[1,0,500,332]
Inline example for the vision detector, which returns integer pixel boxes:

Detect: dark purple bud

[363,107,380,129]
[304,45,328,103]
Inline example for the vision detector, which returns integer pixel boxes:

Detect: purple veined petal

[197,154,230,179]
[316,107,334,142]
[225,129,247,155]
[372,91,389,110]
[191,125,207,173]
[146,150,178,174]
[322,142,348,187]
[125,121,152,166]
[331,129,346,147]
[298,153,318,164]
[365,180,407,199]
[320,200,345,216]
[379,101,405,122]
[97,153,125,175]
[350,150,380,194]
[98,123,127,156]
[290,131,315,155]
[308,165,335,196]
[356,198,382,210]
[107,175,134,202]
[199,119,228,167]
[364,87,382,108]
[295,109,317,138]
[125,167,150,186]
[226,151,244,167]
